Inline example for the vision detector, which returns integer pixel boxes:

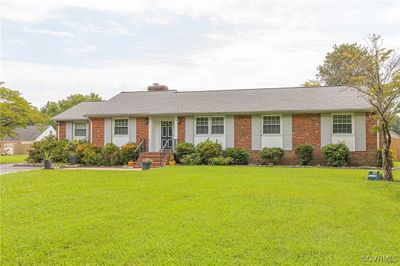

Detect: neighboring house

[53,84,379,165]
[390,131,400,161]
[0,125,56,155]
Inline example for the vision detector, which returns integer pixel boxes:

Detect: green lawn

[0,154,27,164]
[1,167,399,265]
[394,161,400,167]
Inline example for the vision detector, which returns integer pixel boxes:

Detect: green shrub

[75,143,100,165]
[376,148,393,167]
[208,156,234,165]
[321,143,351,166]
[295,144,314,165]
[196,140,223,164]
[259,147,284,165]
[175,142,196,162]
[224,147,249,165]
[101,143,121,166]
[27,136,69,163]
[120,142,139,164]
[181,153,202,165]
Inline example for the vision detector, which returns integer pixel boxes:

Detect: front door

[161,121,173,150]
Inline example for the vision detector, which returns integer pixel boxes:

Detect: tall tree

[0,83,49,139]
[41,93,102,117]
[348,34,400,181]
[301,79,321,87]
[303,43,370,86]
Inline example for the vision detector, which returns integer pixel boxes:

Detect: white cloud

[24,27,75,38]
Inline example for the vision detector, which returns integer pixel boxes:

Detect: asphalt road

[0,164,39,175]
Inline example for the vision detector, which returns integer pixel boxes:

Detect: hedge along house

[53,84,379,166]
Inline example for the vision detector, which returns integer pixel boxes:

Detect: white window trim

[331,113,354,136]
[73,121,87,139]
[194,116,226,136]
[262,115,282,136]
[113,117,129,136]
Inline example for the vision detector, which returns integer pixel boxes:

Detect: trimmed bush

[27,136,69,163]
[259,147,284,165]
[75,143,101,165]
[376,148,393,167]
[208,156,234,165]
[181,153,202,165]
[224,147,249,165]
[120,142,139,164]
[101,143,121,166]
[196,140,223,164]
[295,144,314,165]
[321,143,351,166]
[175,142,196,162]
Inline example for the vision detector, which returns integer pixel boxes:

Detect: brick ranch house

[53,84,380,166]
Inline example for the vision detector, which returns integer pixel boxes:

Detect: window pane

[263,116,280,134]
[211,117,224,134]
[196,118,208,134]
[75,123,86,137]
[114,119,128,135]
[333,115,352,134]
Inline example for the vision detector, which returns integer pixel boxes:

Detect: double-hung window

[114,119,128,135]
[263,116,281,134]
[333,114,352,134]
[196,117,209,134]
[74,122,87,137]
[211,117,224,134]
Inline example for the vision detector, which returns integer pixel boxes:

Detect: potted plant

[127,161,135,167]
[69,151,78,165]
[43,150,52,169]
[169,154,176,166]
[141,158,152,170]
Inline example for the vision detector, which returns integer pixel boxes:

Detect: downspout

[56,122,60,140]
[377,120,380,149]
[88,118,93,144]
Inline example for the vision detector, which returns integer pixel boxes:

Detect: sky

[1,0,399,108]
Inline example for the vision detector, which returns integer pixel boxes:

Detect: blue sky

[1,0,399,107]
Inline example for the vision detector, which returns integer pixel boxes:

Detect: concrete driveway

[0,164,40,175]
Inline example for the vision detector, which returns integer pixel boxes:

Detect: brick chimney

[147,83,169,92]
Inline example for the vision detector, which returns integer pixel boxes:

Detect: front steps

[135,151,172,168]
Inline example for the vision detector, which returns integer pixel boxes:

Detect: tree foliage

[347,34,399,181]
[0,83,49,139]
[41,93,102,117]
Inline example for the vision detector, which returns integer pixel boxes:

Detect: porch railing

[160,139,177,167]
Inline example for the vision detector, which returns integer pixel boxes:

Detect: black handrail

[133,138,146,161]
[160,139,177,167]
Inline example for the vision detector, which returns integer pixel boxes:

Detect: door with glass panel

[161,121,173,149]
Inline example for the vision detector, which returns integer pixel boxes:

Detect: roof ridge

[118,85,348,94]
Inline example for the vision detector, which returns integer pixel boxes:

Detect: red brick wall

[234,115,252,150]
[58,122,66,140]
[351,114,377,166]
[136,117,149,149]
[91,118,104,147]
[178,116,185,143]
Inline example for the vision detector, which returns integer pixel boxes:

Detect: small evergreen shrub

[27,136,69,163]
[295,144,314,165]
[196,140,223,164]
[175,142,196,162]
[259,147,284,165]
[208,156,234,165]
[376,148,393,167]
[224,147,249,165]
[75,143,101,165]
[181,153,202,165]
[321,143,351,166]
[101,143,121,166]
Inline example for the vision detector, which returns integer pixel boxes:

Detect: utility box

[367,170,382,181]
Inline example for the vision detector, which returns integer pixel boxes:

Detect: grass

[394,161,400,167]
[1,166,399,265]
[0,154,27,164]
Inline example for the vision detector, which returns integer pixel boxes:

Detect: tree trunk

[381,123,394,181]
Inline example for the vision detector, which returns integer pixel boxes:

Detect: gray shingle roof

[54,86,371,120]
[2,126,50,141]
[53,102,106,121]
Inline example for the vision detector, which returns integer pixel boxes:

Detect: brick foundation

[91,118,104,147]
[234,115,252,149]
